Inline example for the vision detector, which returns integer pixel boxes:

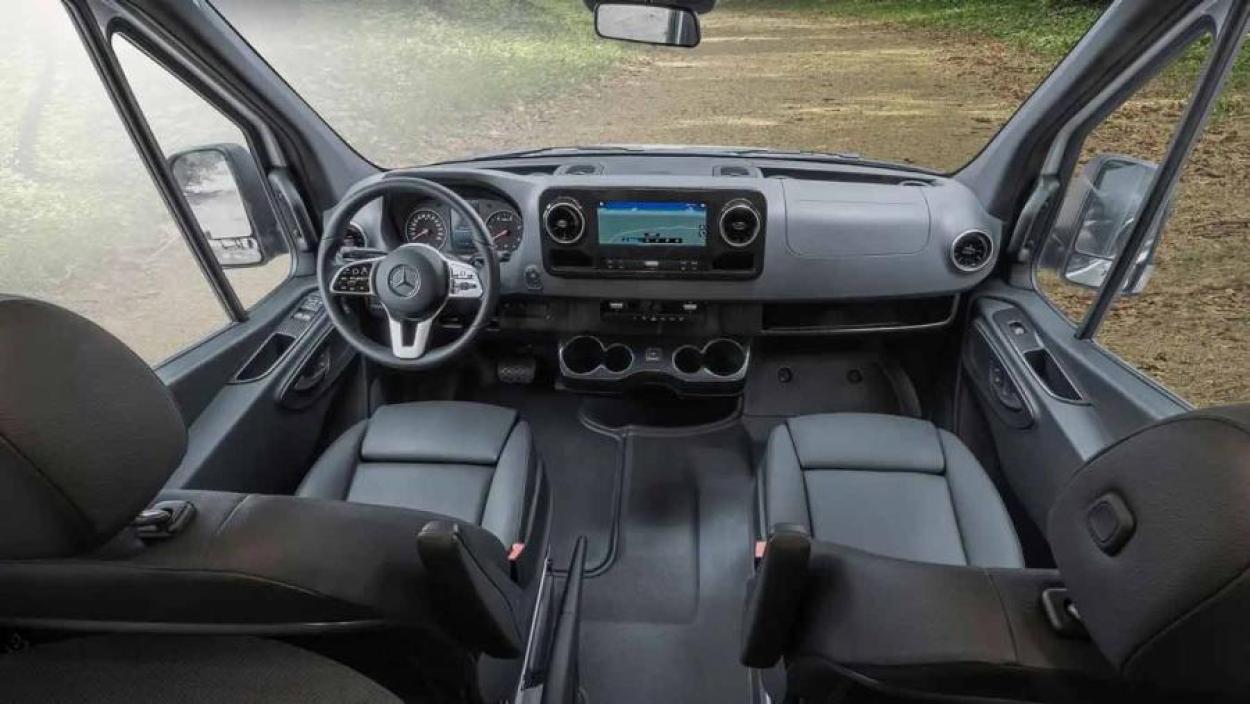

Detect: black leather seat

[297,401,539,548]
[758,412,1023,568]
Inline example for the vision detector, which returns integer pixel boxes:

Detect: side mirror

[595,3,700,48]
[169,144,285,269]
[1048,154,1162,294]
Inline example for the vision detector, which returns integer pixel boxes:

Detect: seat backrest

[0,297,186,559]
[1048,405,1250,695]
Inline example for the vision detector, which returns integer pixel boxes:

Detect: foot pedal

[497,357,537,385]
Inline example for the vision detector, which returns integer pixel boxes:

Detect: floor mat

[580,425,758,704]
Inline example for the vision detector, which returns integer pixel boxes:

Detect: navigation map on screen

[597,201,707,247]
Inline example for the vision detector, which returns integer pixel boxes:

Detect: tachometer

[404,209,447,248]
[485,210,523,255]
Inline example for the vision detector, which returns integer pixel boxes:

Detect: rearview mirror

[595,3,700,48]
[169,144,285,269]
[1047,154,1163,294]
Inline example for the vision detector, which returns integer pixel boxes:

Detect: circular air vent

[543,199,585,245]
[718,200,761,248]
[343,224,366,248]
[950,230,994,272]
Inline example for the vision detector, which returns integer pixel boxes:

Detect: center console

[539,188,766,279]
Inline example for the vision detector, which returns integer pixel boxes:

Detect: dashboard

[343,155,1003,391]
[350,155,1002,305]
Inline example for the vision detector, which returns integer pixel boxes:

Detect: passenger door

[961,7,1248,536]
[59,1,356,494]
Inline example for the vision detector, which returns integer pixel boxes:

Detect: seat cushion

[0,635,400,703]
[297,402,538,546]
[759,413,1023,568]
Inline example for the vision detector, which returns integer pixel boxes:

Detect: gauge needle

[415,228,429,238]
[491,230,509,240]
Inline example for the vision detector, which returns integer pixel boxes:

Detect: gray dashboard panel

[370,157,1001,302]
[783,180,930,257]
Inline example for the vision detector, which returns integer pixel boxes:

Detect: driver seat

[297,402,540,549]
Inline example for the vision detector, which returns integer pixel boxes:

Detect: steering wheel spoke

[386,314,434,359]
[329,257,382,297]
[446,258,485,299]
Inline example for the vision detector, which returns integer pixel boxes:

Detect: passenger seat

[757,413,1023,568]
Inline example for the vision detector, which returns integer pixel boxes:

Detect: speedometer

[404,209,447,248]
[485,210,523,255]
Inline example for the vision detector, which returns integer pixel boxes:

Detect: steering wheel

[317,175,499,370]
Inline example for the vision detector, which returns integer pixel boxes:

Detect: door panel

[961,282,1186,530]
[160,276,358,495]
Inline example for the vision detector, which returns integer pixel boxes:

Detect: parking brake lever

[417,520,525,657]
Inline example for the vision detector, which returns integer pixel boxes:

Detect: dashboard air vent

[543,199,586,245]
[558,163,603,176]
[718,200,761,248]
[714,164,756,177]
[950,230,994,272]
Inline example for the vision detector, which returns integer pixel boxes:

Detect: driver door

[47,1,356,494]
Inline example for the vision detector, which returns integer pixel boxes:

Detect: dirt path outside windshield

[412,12,1031,171]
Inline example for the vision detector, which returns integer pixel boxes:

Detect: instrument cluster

[396,193,523,260]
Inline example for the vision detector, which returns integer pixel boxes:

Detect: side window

[1033,34,1250,406]
[1095,43,1250,407]
[112,36,291,310]
[0,2,229,364]
[1035,38,1211,321]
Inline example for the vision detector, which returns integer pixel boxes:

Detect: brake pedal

[497,357,537,385]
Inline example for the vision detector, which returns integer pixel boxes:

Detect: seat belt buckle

[508,542,525,562]
[132,500,196,540]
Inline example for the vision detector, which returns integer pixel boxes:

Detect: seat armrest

[784,542,1115,701]
[0,490,505,635]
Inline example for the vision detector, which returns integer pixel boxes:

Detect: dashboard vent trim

[950,230,994,273]
[714,164,759,177]
[557,162,604,176]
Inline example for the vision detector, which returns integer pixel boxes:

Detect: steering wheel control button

[447,260,484,299]
[331,261,377,295]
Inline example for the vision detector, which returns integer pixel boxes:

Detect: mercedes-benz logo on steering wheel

[387,264,421,298]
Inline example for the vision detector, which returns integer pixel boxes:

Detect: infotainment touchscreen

[597,201,707,247]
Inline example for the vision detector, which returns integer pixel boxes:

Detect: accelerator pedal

[497,357,537,385]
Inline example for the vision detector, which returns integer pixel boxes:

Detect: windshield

[213,0,1078,171]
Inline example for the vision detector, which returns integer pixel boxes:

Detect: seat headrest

[0,297,186,559]
[1048,405,1250,695]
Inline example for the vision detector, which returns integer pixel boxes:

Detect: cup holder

[603,344,635,374]
[673,346,704,375]
[672,339,748,378]
[702,339,748,377]
[562,336,746,380]
[561,336,635,375]
[562,336,604,375]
